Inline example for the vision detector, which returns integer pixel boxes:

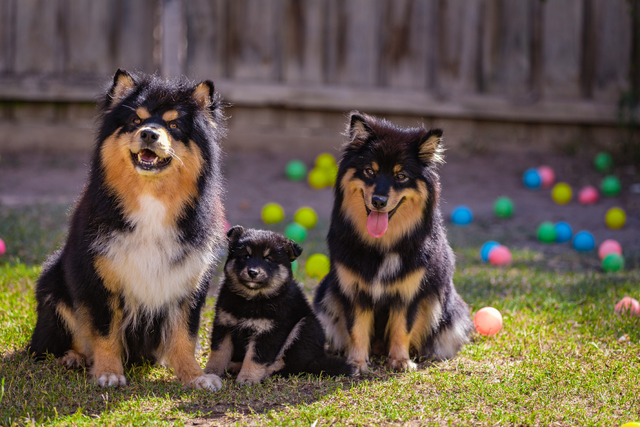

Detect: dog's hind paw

[57,350,86,370]
[189,374,223,391]
[95,372,127,387]
[387,357,417,372]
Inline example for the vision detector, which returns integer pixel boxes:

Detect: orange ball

[474,307,503,336]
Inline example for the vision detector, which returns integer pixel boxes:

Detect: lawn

[0,203,639,426]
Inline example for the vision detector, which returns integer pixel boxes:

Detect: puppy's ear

[345,111,373,150]
[192,80,215,110]
[108,69,136,107]
[227,225,245,245]
[286,240,303,262]
[418,129,444,165]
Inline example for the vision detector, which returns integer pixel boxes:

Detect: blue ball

[480,241,500,262]
[572,230,595,252]
[554,222,573,243]
[451,206,473,225]
[523,168,542,189]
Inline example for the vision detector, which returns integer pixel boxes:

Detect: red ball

[474,307,503,336]
[0,238,5,255]
[537,166,555,189]
[488,245,512,266]
[578,185,599,205]
[598,239,622,260]
[614,297,640,316]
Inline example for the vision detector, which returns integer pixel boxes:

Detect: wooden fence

[0,0,638,153]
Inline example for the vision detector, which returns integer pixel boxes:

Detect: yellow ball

[305,253,330,279]
[551,182,572,205]
[315,153,337,170]
[605,207,626,229]
[261,202,285,224]
[308,167,329,189]
[294,206,318,229]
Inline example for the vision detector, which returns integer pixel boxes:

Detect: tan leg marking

[348,308,374,373]
[386,310,417,371]
[205,333,234,376]
[236,341,269,385]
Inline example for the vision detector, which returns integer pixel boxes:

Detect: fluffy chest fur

[94,194,214,312]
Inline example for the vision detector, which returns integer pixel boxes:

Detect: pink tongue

[367,211,389,238]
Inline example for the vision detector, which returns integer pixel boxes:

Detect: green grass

[1,203,639,426]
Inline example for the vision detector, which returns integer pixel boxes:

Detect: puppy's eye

[264,256,272,263]
[132,117,142,125]
[169,122,178,129]
[364,167,376,178]
[395,173,408,183]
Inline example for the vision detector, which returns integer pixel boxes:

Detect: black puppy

[205,226,354,384]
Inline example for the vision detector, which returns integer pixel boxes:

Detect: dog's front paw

[57,350,86,369]
[387,357,417,372]
[95,372,127,387]
[189,374,223,391]
[348,358,369,374]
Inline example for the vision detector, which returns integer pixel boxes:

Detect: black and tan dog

[29,70,227,390]
[314,111,473,373]
[205,226,354,384]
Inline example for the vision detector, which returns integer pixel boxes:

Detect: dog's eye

[132,117,142,125]
[264,256,272,263]
[395,173,408,183]
[364,167,376,178]
[168,121,178,129]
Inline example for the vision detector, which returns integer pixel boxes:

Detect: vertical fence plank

[185,0,227,81]
[0,0,16,73]
[110,0,160,75]
[281,0,325,84]
[14,0,62,75]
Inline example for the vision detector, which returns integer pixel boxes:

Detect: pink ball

[0,238,5,255]
[474,307,503,336]
[578,185,599,205]
[614,296,640,316]
[537,166,555,189]
[488,245,512,266]
[598,239,622,260]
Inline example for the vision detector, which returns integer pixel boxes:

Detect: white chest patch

[98,195,213,313]
[369,253,402,302]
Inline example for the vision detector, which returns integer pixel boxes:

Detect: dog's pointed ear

[286,240,303,262]
[227,225,245,245]
[346,111,373,150]
[108,69,136,106]
[418,129,444,165]
[192,80,215,110]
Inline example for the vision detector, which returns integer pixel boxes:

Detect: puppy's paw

[95,372,127,387]
[57,350,86,370]
[387,357,417,372]
[348,358,369,375]
[189,374,223,391]
[236,372,264,385]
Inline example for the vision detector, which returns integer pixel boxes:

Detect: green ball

[285,160,308,181]
[594,151,613,173]
[294,206,318,229]
[494,197,514,218]
[291,259,299,274]
[261,202,285,224]
[602,253,624,272]
[600,175,621,197]
[284,222,307,244]
[305,253,330,279]
[537,221,557,243]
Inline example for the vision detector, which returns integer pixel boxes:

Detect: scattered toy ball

[537,165,555,189]
[488,245,512,266]
[614,296,640,316]
[578,185,599,205]
[600,175,621,197]
[261,202,285,224]
[572,230,595,252]
[315,153,337,170]
[305,253,330,279]
[494,197,514,219]
[554,221,573,243]
[602,253,625,272]
[284,222,308,244]
[0,238,5,255]
[285,159,308,182]
[480,241,500,263]
[605,206,626,229]
[451,205,473,225]
[293,206,318,229]
[308,167,330,189]
[474,307,503,336]
[523,168,542,189]
[598,239,622,260]
[593,151,613,173]
[537,221,557,243]
[551,182,572,205]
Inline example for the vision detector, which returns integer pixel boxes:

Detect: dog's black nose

[140,129,160,145]
[247,268,259,279]
[372,195,388,209]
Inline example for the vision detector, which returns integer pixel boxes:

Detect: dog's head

[337,111,444,245]
[224,226,302,299]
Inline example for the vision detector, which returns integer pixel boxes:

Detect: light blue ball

[523,168,542,189]
[573,230,595,252]
[451,206,473,225]
[480,241,500,262]
[554,222,573,243]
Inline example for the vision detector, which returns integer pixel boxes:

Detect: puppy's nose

[140,129,160,145]
[247,268,259,279]
[372,195,388,209]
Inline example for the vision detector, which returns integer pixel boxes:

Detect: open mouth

[130,149,171,172]
[364,195,405,238]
